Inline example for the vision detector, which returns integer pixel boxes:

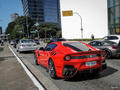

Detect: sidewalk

[0,43,38,90]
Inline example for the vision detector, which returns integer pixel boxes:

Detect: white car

[16,39,37,53]
[102,35,120,44]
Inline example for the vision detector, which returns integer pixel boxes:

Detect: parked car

[10,40,14,45]
[89,40,120,58]
[102,35,120,44]
[34,41,107,79]
[13,39,19,48]
[48,38,67,44]
[16,39,37,53]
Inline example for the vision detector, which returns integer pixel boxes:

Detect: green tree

[6,22,16,39]
[37,23,60,38]
[5,16,35,39]
[15,16,35,37]
[56,30,62,38]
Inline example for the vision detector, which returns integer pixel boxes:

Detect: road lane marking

[9,46,45,90]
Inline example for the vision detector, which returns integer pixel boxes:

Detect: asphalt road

[11,43,120,90]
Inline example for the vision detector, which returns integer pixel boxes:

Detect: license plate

[86,61,96,66]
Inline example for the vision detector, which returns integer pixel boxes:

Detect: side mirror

[39,47,44,50]
[46,48,51,51]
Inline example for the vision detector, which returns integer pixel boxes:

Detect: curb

[9,45,59,90]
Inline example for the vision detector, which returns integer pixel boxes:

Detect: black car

[48,38,67,44]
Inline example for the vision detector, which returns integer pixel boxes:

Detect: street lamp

[74,12,83,39]
[35,22,39,39]
[26,16,29,38]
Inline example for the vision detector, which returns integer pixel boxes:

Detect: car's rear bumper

[62,62,107,78]
[19,47,37,52]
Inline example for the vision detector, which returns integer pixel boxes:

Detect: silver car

[16,39,37,53]
[89,40,120,58]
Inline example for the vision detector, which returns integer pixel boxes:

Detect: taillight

[64,55,71,61]
[20,44,25,47]
[112,45,117,49]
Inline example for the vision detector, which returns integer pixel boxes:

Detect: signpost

[62,10,73,16]
[62,10,83,39]
[30,30,36,34]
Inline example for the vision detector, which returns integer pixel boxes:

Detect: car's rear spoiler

[68,50,105,56]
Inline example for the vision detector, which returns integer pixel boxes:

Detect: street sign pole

[74,12,83,39]
[62,10,83,39]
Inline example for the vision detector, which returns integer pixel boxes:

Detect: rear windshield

[107,36,118,40]
[21,40,34,43]
[104,41,117,45]
[63,42,90,51]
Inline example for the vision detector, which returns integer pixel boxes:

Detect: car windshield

[35,40,38,41]
[21,40,34,43]
[63,42,90,51]
[103,36,118,40]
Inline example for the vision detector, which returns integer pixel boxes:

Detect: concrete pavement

[0,43,38,90]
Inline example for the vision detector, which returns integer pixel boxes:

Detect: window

[103,41,117,45]
[107,36,118,40]
[45,43,57,51]
[63,42,90,51]
[21,39,34,43]
[89,41,103,46]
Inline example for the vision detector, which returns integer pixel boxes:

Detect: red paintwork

[34,41,106,78]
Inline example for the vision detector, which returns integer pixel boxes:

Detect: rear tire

[34,53,39,65]
[49,59,56,79]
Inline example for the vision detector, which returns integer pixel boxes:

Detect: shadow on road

[107,56,120,60]
[64,66,118,82]
[19,51,34,54]
[0,56,15,62]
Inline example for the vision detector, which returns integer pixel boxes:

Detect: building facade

[108,0,120,35]
[21,0,61,25]
[60,0,108,39]
[11,13,19,22]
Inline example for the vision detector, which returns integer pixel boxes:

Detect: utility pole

[62,11,83,39]
[74,12,83,39]
[26,16,29,38]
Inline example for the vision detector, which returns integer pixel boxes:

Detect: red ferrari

[34,41,107,79]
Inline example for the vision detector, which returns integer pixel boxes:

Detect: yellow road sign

[62,10,73,16]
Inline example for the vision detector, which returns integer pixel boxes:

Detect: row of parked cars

[10,35,120,79]
[89,35,120,58]
[33,35,120,79]
[10,39,40,53]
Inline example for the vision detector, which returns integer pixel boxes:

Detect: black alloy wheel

[104,49,112,59]
[34,53,39,65]
[49,60,56,79]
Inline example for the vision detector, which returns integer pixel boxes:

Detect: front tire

[49,59,56,79]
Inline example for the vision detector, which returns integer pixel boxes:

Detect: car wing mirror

[46,48,51,51]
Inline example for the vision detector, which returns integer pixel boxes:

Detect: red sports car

[34,41,107,79]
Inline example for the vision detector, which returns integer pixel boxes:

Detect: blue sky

[0,0,23,32]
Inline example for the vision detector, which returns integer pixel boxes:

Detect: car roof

[90,40,117,44]
[51,41,84,44]
[104,35,120,38]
